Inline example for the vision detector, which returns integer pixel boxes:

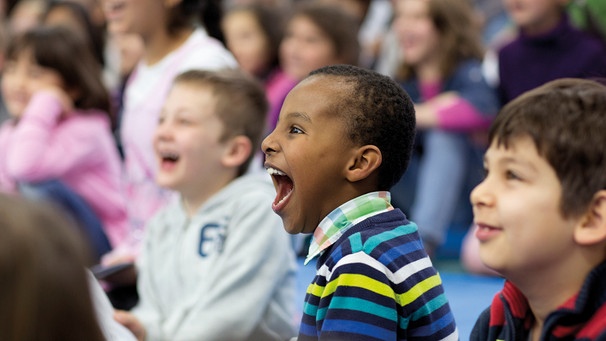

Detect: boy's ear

[345,145,382,183]
[574,190,606,246]
[221,136,252,169]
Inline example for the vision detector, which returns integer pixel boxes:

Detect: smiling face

[153,83,231,205]
[280,15,338,81]
[470,135,581,277]
[393,0,441,68]
[222,10,272,77]
[1,50,65,118]
[261,75,359,234]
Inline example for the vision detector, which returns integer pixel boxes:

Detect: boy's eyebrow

[285,111,312,123]
[484,154,538,172]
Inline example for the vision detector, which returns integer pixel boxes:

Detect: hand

[114,310,146,341]
[415,92,459,129]
[414,103,438,129]
[37,86,74,118]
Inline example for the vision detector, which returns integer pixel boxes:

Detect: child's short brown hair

[489,78,606,218]
[173,69,268,176]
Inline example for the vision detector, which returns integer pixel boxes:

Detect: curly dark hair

[309,64,416,190]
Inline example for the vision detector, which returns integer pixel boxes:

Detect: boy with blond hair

[470,78,606,340]
[114,69,297,341]
[262,64,458,340]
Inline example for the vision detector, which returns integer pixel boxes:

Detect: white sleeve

[130,217,165,340]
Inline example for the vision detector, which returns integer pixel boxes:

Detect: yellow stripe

[324,274,394,298]
[396,274,442,306]
[307,282,325,297]
[306,274,443,309]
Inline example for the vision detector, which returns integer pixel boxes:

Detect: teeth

[161,152,179,161]
[266,167,286,176]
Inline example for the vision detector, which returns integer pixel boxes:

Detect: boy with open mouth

[262,64,458,340]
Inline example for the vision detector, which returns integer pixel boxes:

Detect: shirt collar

[304,191,393,265]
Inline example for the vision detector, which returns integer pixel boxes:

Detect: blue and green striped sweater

[298,209,459,340]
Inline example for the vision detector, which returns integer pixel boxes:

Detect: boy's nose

[261,132,277,155]
[153,121,172,141]
[470,179,492,209]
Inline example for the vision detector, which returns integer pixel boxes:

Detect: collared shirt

[304,191,393,265]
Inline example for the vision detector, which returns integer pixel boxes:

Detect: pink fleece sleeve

[435,97,492,131]
[5,92,99,182]
[0,122,18,192]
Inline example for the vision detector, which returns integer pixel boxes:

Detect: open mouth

[158,151,180,169]
[266,167,294,211]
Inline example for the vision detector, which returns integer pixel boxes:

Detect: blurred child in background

[0,26,128,262]
[222,2,290,135]
[42,0,106,73]
[276,1,360,130]
[391,0,500,256]
[495,0,606,104]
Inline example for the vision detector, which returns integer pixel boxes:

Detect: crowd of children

[1,0,606,340]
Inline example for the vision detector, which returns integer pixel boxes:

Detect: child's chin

[154,177,178,190]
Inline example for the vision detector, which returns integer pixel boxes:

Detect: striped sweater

[471,261,606,341]
[298,209,458,340]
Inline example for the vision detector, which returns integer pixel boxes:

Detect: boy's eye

[505,170,521,181]
[175,116,195,125]
[289,126,303,134]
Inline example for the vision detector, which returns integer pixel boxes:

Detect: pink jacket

[0,92,128,247]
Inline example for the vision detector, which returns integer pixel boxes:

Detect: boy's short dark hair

[489,78,606,218]
[309,64,416,190]
[173,69,268,176]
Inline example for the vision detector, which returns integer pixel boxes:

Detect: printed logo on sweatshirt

[198,223,226,257]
